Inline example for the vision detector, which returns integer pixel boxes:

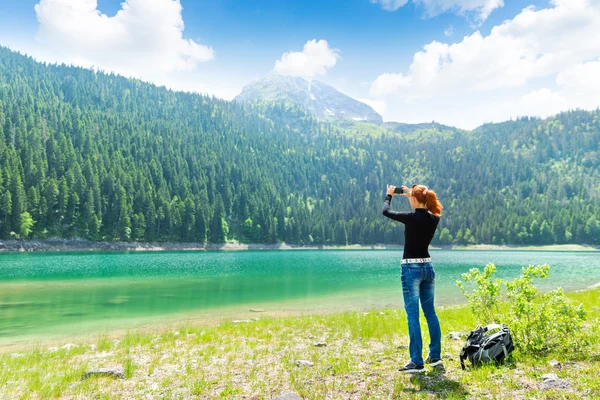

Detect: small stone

[539,373,571,391]
[81,367,126,380]
[549,360,561,369]
[272,392,302,400]
[61,343,77,350]
[5,381,18,386]
[296,360,314,367]
[314,342,327,347]
[245,360,255,366]
[10,353,24,358]
[250,308,265,312]
[447,332,466,340]
[541,373,558,381]
[397,345,408,349]
[232,319,251,324]
[173,332,180,336]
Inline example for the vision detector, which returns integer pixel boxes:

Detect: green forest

[1,46,599,246]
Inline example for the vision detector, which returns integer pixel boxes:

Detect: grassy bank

[1,289,599,399]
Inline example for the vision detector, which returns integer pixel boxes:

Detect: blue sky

[1,0,599,128]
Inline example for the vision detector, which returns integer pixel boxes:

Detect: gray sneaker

[425,356,443,367]
[398,361,425,373]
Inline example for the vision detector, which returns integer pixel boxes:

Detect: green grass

[0,288,598,399]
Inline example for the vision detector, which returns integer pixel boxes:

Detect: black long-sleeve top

[382,194,439,259]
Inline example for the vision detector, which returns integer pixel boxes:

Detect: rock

[539,373,571,391]
[541,373,558,381]
[296,360,314,367]
[61,343,77,350]
[447,332,466,340]
[272,392,302,400]
[10,353,24,358]
[81,367,126,380]
[232,319,251,324]
[314,342,327,347]
[5,381,18,386]
[549,360,561,369]
[245,360,255,366]
[250,308,265,312]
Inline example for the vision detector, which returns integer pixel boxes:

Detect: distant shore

[0,239,597,252]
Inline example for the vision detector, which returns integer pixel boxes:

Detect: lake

[1,249,599,348]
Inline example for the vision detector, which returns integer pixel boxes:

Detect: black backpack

[459,324,514,370]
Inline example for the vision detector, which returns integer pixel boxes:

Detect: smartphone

[394,187,404,194]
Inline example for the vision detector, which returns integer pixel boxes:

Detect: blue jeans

[401,262,441,365]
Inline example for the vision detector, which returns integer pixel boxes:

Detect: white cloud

[273,39,339,78]
[358,98,388,115]
[371,0,504,22]
[444,25,453,36]
[33,0,214,78]
[370,0,600,128]
[370,0,409,11]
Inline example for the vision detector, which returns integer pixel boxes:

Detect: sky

[0,0,599,129]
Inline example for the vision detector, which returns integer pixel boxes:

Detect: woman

[383,184,443,373]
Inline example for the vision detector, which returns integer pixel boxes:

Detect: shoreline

[1,287,598,398]
[0,239,597,253]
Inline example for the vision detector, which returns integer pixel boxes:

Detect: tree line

[1,46,599,245]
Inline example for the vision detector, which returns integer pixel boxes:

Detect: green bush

[456,263,504,324]
[457,263,587,354]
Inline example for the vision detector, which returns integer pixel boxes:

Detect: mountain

[234,74,383,124]
[1,46,599,246]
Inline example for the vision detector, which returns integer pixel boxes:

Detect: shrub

[456,263,587,354]
[456,263,504,325]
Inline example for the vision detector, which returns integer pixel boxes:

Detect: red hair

[412,185,443,217]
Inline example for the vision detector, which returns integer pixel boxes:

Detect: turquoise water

[1,250,598,347]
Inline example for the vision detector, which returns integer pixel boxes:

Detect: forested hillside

[1,46,599,245]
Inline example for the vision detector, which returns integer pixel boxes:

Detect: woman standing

[383,184,443,373]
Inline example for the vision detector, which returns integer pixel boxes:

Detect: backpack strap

[483,324,504,333]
